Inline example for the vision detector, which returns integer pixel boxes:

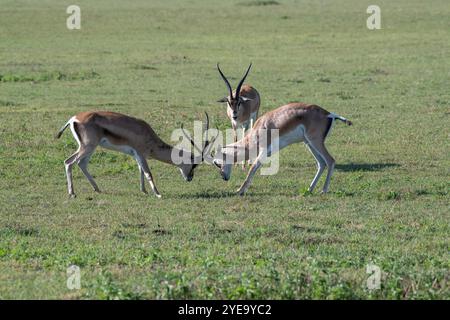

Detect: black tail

[329,113,352,126]
[55,119,71,139]
[336,118,352,126]
[324,113,353,139]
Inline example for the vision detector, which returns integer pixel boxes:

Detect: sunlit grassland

[0,0,448,299]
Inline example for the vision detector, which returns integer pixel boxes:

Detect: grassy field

[0,0,448,299]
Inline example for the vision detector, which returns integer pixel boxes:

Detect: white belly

[263,125,305,157]
[278,125,305,149]
[99,138,136,156]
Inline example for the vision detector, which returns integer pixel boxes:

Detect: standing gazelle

[56,111,212,198]
[210,103,352,196]
[216,63,261,143]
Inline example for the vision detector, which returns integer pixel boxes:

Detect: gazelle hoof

[69,194,77,199]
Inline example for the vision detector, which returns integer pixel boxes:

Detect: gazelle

[209,103,352,196]
[216,63,261,144]
[55,111,212,198]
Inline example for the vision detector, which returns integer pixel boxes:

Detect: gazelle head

[178,162,196,182]
[210,146,238,181]
[217,63,253,121]
[213,156,232,181]
[179,113,218,181]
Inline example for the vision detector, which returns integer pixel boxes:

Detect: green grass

[0,0,449,299]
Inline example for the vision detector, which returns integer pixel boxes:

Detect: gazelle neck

[147,139,199,167]
[218,141,250,164]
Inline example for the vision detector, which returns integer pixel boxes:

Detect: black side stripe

[323,117,334,139]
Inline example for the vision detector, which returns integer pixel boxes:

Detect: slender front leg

[242,122,250,170]
[237,160,262,196]
[246,117,257,168]
[135,158,147,194]
[135,153,161,198]
[233,128,237,144]
[236,151,265,196]
[232,128,241,168]
[139,168,147,194]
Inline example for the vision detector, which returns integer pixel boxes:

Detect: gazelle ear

[217,97,228,103]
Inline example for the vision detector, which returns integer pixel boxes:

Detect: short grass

[0,0,448,299]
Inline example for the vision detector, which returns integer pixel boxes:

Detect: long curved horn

[181,113,221,162]
[181,124,203,155]
[203,130,219,163]
[181,113,218,161]
[201,112,220,162]
[235,63,252,100]
[203,134,219,163]
[202,112,212,158]
[217,63,233,99]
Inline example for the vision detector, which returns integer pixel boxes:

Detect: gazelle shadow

[176,190,277,199]
[176,191,237,199]
[335,163,400,172]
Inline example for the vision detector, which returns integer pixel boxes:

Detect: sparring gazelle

[216,63,261,143]
[56,111,212,198]
[209,103,352,196]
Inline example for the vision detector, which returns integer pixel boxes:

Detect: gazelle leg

[232,128,240,168]
[242,123,250,170]
[233,128,238,144]
[242,148,247,170]
[77,148,100,193]
[136,162,147,194]
[305,142,326,193]
[135,153,161,198]
[134,157,147,194]
[246,118,255,167]
[236,151,265,196]
[308,138,335,193]
[64,152,79,198]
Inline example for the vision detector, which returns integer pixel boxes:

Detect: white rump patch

[69,117,81,152]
